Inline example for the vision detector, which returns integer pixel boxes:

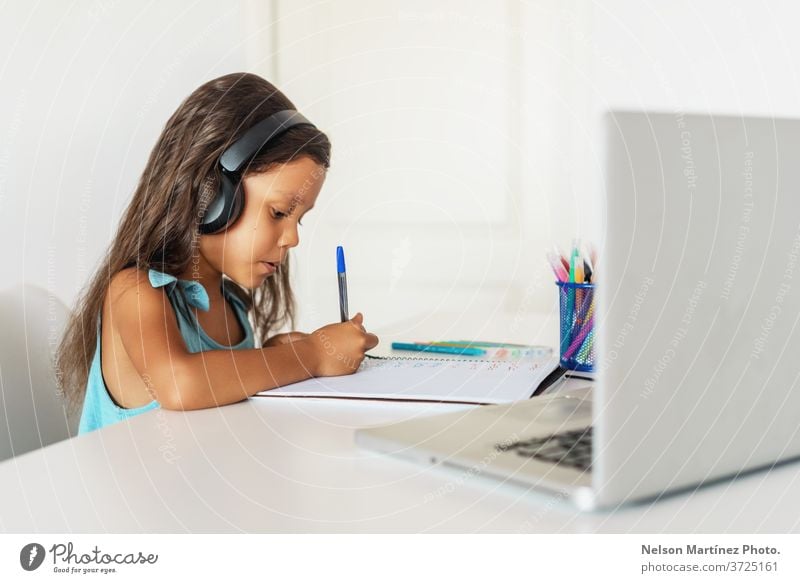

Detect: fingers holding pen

[364,332,379,351]
[309,313,379,376]
[350,312,379,349]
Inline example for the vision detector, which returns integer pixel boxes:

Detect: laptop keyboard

[496,427,593,471]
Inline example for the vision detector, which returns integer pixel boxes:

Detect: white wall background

[3,0,800,338]
[0,0,259,305]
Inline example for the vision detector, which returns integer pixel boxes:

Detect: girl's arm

[263,331,309,346]
[108,270,377,411]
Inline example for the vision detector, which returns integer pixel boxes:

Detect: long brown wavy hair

[56,72,331,413]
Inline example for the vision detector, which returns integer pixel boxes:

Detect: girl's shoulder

[110,266,148,286]
[108,267,157,300]
[103,268,188,358]
[105,267,172,316]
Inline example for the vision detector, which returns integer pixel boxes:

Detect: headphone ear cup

[229,177,245,229]
[200,171,241,234]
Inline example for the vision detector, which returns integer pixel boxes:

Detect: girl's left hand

[264,332,309,347]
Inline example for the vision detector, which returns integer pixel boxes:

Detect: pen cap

[336,246,346,273]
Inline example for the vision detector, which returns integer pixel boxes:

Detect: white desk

[1,313,799,532]
[1,394,799,533]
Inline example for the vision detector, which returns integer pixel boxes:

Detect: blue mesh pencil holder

[556,281,596,372]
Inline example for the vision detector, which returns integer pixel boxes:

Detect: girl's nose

[278,222,300,249]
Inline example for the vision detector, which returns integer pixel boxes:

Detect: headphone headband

[199,109,317,235]
[219,110,314,173]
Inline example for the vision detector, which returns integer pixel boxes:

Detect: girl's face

[199,157,325,289]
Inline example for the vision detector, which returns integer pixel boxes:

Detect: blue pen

[391,342,486,356]
[337,246,348,322]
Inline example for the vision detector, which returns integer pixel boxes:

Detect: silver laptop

[356,111,800,510]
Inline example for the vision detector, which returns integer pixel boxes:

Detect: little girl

[56,72,379,433]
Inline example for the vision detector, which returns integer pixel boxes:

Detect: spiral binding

[365,354,507,364]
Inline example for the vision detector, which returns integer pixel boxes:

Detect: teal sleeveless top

[78,269,255,434]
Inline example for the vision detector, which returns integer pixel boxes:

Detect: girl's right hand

[307,313,379,377]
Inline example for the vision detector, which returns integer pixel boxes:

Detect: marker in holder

[556,281,596,372]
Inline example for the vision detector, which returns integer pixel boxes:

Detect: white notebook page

[259,355,559,404]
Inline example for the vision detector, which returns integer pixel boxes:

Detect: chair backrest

[0,284,76,462]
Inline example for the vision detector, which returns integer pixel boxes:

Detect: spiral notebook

[258,353,560,405]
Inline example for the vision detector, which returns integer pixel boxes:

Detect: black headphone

[199,110,316,234]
